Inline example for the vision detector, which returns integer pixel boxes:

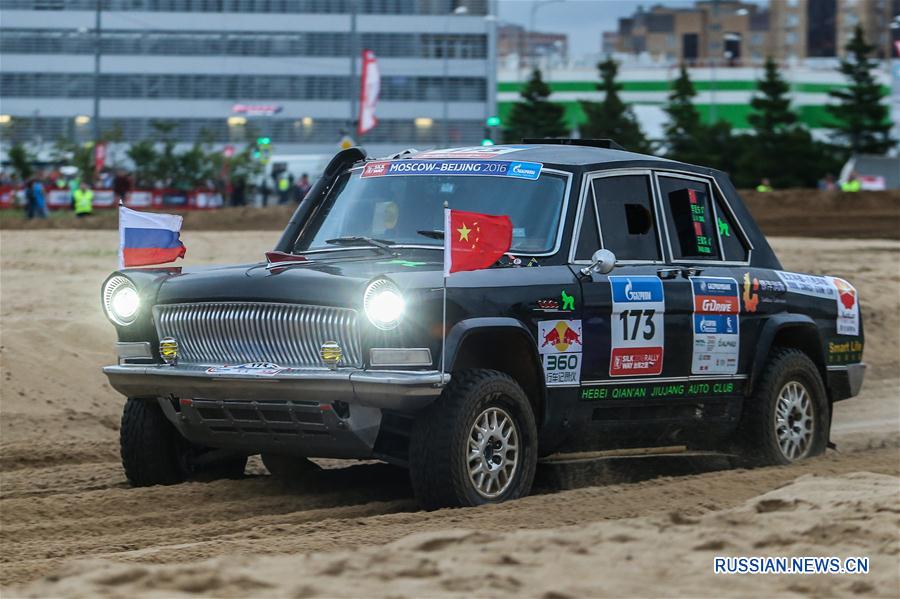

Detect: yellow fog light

[320,341,342,368]
[159,337,179,365]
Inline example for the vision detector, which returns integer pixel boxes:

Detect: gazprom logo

[507,161,542,180]
[611,276,663,303]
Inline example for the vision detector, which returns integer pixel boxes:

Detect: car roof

[406,144,700,171]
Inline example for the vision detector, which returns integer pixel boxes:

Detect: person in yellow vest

[841,172,861,192]
[755,178,773,193]
[73,181,94,217]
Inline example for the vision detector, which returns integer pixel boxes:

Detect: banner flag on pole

[357,49,380,135]
[118,205,186,269]
[443,208,512,277]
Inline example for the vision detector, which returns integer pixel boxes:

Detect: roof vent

[521,138,625,151]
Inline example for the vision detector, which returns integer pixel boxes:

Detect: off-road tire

[121,398,248,485]
[732,348,829,467]
[120,398,185,486]
[409,369,538,510]
[261,453,321,481]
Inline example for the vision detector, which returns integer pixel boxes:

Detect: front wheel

[732,348,829,467]
[409,369,538,510]
[120,398,247,486]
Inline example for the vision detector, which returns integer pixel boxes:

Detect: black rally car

[102,141,865,509]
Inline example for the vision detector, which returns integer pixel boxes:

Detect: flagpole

[441,202,449,380]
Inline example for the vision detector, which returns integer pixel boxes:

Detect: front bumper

[103,364,449,459]
[103,364,448,411]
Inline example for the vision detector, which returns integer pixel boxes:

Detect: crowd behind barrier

[0,186,225,211]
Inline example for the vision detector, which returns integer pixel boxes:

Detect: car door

[653,172,754,387]
[574,170,673,399]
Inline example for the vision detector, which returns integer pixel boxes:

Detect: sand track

[1,231,898,595]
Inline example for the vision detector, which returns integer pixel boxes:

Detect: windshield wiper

[416,229,445,240]
[324,236,395,254]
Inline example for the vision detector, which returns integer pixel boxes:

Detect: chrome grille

[153,302,362,368]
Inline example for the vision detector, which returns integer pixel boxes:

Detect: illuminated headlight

[364,278,405,330]
[102,275,140,325]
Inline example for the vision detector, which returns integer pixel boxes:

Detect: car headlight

[364,278,405,330]
[102,275,140,325]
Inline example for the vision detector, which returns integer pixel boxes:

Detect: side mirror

[580,249,617,276]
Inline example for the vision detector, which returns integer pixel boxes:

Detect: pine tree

[748,57,796,136]
[580,58,651,152]
[503,68,569,143]
[663,65,704,163]
[826,25,895,154]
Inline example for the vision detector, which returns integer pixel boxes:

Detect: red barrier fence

[0,187,225,210]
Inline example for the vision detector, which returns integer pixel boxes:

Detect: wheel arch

[444,318,546,424]
[749,314,827,397]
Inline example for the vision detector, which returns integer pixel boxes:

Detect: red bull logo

[541,320,582,353]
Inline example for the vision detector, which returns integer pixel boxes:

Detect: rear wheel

[409,369,538,510]
[732,348,829,467]
[120,398,247,486]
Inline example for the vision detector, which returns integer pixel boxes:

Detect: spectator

[755,178,773,193]
[818,173,838,191]
[29,177,48,219]
[231,177,246,207]
[841,171,861,192]
[113,169,132,204]
[259,178,271,207]
[277,174,291,204]
[295,173,311,203]
[73,181,93,217]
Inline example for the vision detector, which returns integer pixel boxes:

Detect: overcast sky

[496,0,765,57]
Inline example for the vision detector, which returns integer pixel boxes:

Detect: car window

[714,192,749,262]
[574,183,600,260]
[658,175,722,261]
[593,174,661,261]
[295,170,567,254]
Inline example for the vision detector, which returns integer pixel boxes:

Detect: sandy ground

[1,231,898,597]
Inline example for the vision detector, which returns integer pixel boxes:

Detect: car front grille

[153,302,363,368]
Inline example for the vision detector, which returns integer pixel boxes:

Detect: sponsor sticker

[206,362,285,376]
[360,159,543,180]
[609,276,665,377]
[828,276,859,336]
[538,320,583,386]
[691,277,740,375]
[775,271,837,300]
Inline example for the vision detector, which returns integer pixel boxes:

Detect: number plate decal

[609,276,665,377]
[538,319,583,387]
[690,277,740,375]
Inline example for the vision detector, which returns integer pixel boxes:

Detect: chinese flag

[443,208,512,276]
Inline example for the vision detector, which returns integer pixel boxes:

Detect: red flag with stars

[443,208,512,276]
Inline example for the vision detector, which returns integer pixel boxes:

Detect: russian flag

[118,206,186,268]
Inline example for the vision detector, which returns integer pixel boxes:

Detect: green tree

[580,57,651,152]
[502,68,568,143]
[663,65,705,164]
[748,57,796,135]
[826,25,895,154]
[734,57,842,188]
[8,143,34,181]
[126,140,158,188]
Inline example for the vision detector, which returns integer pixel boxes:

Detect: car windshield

[294,167,567,254]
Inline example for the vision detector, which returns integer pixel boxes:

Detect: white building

[0,0,497,159]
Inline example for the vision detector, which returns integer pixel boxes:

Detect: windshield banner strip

[361,159,543,180]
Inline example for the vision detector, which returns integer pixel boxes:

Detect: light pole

[92,0,101,144]
[348,0,359,137]
[442,5,469,146]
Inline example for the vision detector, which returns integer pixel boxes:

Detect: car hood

[154,252,445,308]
